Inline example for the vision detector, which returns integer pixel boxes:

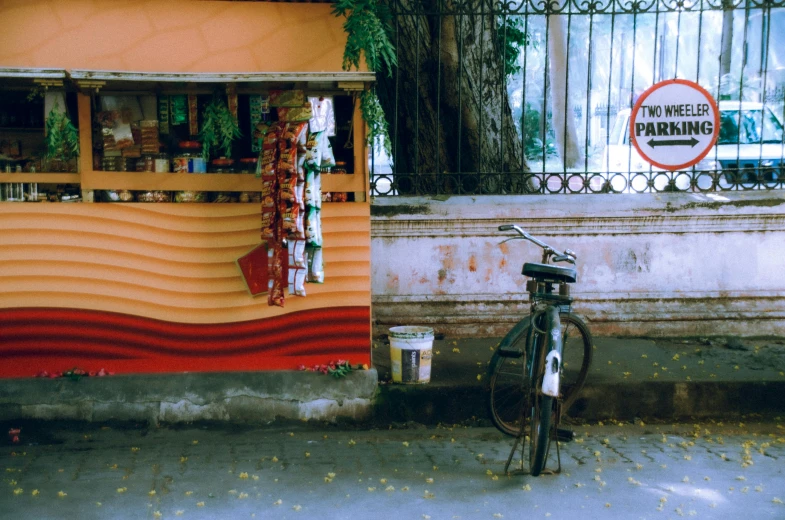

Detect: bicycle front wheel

[559,314,593,412]
[487,318,530,437]
[529,329,553,476]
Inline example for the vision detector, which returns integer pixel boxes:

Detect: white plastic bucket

[389,326,434,384]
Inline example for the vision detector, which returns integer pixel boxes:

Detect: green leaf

[44,99,80,162]
[360,90,391,157]
[333,0,396,76]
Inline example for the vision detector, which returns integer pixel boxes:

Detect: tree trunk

[720,1,734,79]
[548,15,584,169]
[377,0,527,194]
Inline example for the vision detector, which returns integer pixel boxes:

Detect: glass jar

[154,154,170,173]
[172,154,191,173]
[140,155,156,172]
[5,183,24,201]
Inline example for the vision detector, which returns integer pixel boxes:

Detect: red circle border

[629,79,720,171]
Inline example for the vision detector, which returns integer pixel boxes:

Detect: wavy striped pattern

[0,203,371,376]
[0,0,348,73]
[0,307,370,377]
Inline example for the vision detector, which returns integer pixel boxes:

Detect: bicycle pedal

[498,348,523,358]
[556,428,575,442]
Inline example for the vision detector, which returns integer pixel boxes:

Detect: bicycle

[486,225,593,476]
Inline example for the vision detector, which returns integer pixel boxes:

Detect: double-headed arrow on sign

[647,137,700,148]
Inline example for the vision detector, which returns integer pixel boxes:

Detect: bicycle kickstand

[504,401,529,475]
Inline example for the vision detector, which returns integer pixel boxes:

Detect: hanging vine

[332,0,396,156]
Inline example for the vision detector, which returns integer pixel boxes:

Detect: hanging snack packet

[305,206,322,248]
[304,168,321,208]
[281,201,301,238]
[281,122,308,149]
[278,148,297,174]
[288,238,306,268]
[297,152,306,182]
[269,90,305,107]
[261,207,277,242]
[296,206,305,241]
[288,266,307,297]
[320,132,336,169]
[277,103,313,123]
[306,246,324,284]
[268,242,287,307]
[296,181,305,210]
[280,176,297,202]
[304,131,322,170]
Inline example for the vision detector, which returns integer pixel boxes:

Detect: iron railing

[370,0,785,195]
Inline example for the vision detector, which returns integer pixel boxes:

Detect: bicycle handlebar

[497,224,577,262]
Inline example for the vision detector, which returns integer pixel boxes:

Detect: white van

[602,101,785,191]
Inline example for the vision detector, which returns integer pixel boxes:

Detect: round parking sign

[630,79,719,171]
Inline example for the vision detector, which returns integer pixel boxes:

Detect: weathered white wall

[371,191,785,337]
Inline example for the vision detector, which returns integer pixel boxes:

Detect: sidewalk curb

[0,370,378,426]
[373,380,785,426]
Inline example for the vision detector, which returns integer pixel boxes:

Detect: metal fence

[370,0,785,196]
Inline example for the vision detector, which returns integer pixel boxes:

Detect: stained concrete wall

[371,191,785,338]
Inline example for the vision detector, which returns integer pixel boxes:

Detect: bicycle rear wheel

[487,313,591,436]
[529,329,553,476]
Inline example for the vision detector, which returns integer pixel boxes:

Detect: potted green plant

[44,100,80,172]
[198,93,242,163]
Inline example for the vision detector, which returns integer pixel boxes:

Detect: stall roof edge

[0,67,67,79]
[67,70,376,84]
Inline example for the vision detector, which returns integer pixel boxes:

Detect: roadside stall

[0,0,372,377]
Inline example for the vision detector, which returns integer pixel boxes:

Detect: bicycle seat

[522,262,577,283]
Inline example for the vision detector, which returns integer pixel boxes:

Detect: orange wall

[0,0,352,73]
[0,203,370,323]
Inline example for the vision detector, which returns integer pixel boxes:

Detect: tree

[547,15,584,169]
[336,0,527,194]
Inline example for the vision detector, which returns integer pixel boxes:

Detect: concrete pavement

[1,421,784,519]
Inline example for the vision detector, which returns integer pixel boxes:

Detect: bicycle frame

[498,224,578,475]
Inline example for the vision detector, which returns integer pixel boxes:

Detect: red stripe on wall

[0,307,371,378]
